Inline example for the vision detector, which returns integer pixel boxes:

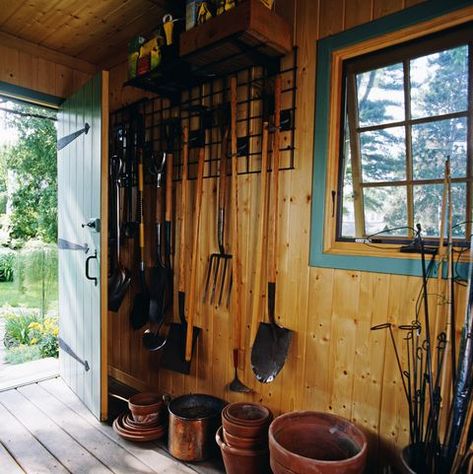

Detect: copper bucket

[168,393,227,462]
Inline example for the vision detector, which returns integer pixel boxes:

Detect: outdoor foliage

[4,344,41,364]
[2,306,59,363]
[4,106,57,243]
[28,317,59,358]
[14,241,58,315]
[3,307,40,348]
[0,247,15,281]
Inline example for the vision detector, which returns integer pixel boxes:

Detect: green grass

[0,281,58,309]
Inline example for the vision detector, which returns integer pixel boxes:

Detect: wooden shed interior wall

[1,0,469,468]
[105,0,471,466]
[0,32,95,99]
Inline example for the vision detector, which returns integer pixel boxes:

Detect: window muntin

[338,32,472,242]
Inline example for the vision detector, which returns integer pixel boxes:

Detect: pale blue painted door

[57,72,108,420]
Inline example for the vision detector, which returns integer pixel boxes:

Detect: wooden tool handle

[230,76,242,350]
[250,122,269,345]
[218,127,229,210]
[178,128,189,293]
[165,153,173,221]
[185,147,205,362]
[138,152,145,254]
[267,75,281,284]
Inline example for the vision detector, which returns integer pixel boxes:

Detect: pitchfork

[203,99,232,307]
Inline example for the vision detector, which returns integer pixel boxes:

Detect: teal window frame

[310,0,473,276]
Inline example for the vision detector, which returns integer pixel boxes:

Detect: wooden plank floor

[0,378,225,474]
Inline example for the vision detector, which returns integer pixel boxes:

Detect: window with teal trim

[310,0,473,276]
[338,24,472,244]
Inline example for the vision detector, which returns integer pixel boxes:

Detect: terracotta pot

[216,426,271,474]
[222,403,272,440]
[128,392,164,424]
[223,402,272,425]
[269,411,367,474]
[223,427,267,450]
[168,393,227,462]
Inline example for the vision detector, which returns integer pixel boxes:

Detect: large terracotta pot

[168,393,226,462]
[216,426,271,474]
[269,411,368,474]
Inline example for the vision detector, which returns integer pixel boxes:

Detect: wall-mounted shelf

[123,0,292,99]
[180,0,292,77]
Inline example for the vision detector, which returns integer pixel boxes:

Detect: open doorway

[0,98,59,389]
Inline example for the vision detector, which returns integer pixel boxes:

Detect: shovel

[130,148,150,330]
[251,76,293,384]
[108,154,131,312]
[161,127,201,373]
[228,77,251,393]
[143,153,168,350]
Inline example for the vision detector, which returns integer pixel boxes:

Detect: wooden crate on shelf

[179,0,292,76]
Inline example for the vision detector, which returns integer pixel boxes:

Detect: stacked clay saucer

[113,392,167,442]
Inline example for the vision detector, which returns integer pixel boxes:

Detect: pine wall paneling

[107,0,470,466]
[0,33,94,99]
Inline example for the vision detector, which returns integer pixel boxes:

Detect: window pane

[360,127,406,182]
[341,129,355,238]
[412,117,467,180]
[452,183,467,239]
[357,63,405,127]
[364,186,408,236]
[413,184,443,237]
[413,183,467,238]
[410,46,468,119]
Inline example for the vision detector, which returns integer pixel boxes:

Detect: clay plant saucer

[120,413,164,432]
[223,403,272,426]
[113,414,166,442]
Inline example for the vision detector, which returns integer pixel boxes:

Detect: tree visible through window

[338,25,471,242]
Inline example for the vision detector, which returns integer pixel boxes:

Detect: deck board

[0,440,25,473]
[40,378,200,474]
[18,383,157,474]
[0,388,112,473]
[0,377,224,474]
[0,402,68,473]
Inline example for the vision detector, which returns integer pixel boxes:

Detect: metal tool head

[250,322,293,384]
[203,252,232,306]
[229,375,252,393]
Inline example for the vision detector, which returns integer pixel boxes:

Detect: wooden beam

[0,30,98,75]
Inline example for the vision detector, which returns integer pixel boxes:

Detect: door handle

[82,217,101,232]
[85,250,98,286]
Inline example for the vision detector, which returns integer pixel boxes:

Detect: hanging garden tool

[185,146,206,363]
[143,152,168,350]
[251,75,293,384]
[249,122,269,362]
[130,149,150,330]
[108,153,131,311]
[228,76,251,393]
[203,87,232,307]
[161,127,201,373]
